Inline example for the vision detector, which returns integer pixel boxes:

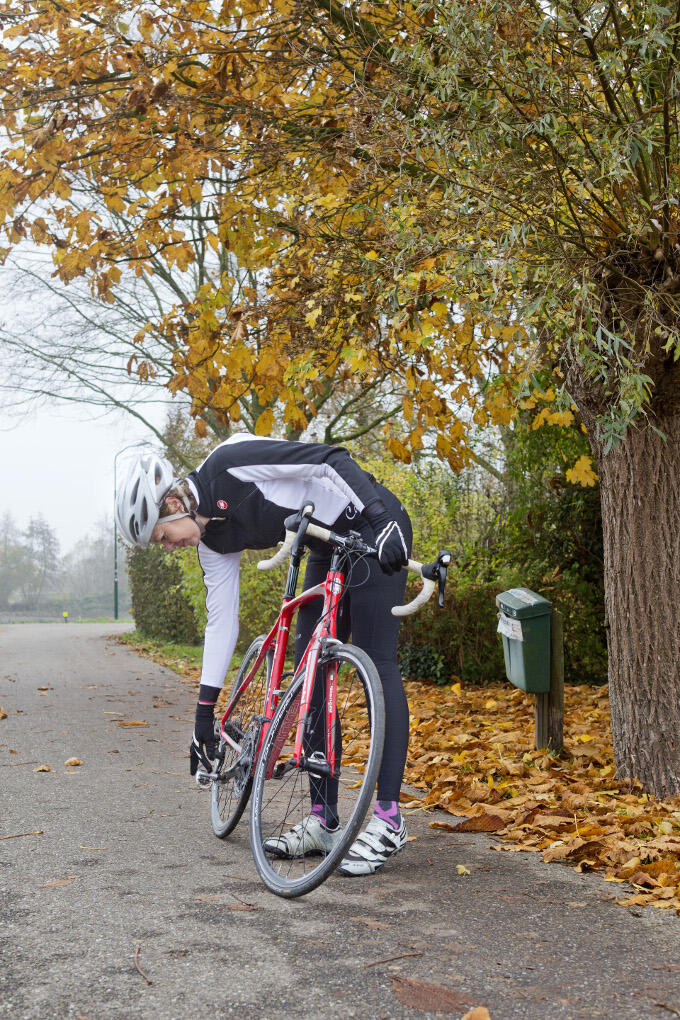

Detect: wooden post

[534,610,564,751]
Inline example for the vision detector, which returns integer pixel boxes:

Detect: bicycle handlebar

[257,519,450,617]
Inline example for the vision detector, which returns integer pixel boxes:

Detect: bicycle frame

[219,544,347,773]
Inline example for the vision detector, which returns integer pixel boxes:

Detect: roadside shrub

[398,579,506,686]
[173,429,606,688]
[127,546,200,645]
[494,420,607,685]
[179,546,285,656]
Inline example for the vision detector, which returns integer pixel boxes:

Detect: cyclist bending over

[117,435,413,876]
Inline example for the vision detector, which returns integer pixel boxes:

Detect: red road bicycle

[195,503,450,897]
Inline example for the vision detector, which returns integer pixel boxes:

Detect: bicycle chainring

[232,718,260,797]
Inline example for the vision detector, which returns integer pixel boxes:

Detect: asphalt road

[2,623,680,1019]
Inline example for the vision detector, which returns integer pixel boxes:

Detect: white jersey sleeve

[197,543,241,690]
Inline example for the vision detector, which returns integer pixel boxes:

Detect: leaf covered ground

[119,634,680,913]
[406,680,680,913]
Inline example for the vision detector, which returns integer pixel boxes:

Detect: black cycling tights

[293,497,412,807]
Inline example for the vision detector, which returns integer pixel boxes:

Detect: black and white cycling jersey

[188,435,384,689]
[187,434,379,555]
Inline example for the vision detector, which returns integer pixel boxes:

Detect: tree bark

[596,414,680,796]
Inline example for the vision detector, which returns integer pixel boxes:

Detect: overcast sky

[0,401,166,555]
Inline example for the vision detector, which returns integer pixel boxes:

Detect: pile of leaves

[404,681,680,913]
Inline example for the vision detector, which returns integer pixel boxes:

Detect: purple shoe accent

[311,802,339,830]
[374,799,402,832]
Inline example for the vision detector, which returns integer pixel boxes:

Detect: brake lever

[283,502,315,561]
[437,551,451,608]
[421,551,451,608]
[283,502,315,535]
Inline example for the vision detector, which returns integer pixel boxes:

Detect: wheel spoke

[249,644,385,897]
[210,636,273,839]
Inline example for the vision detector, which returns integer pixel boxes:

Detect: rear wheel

[210,635,273,839]
[249,643,384,897]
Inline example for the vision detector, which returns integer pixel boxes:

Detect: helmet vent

[116,452,176,547]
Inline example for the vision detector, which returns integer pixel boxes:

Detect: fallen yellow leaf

[461,1010,491,1020]
[116,720,148,727]
[64,757,83,767]
[456,864,471,876]
[0,707,6,720]
[33,765,51,773]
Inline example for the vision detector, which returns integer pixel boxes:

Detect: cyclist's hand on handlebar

[375,520,409,574]
[364,499,408,575]
[189,702,216,776]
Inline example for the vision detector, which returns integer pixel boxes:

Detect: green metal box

[496,588,552,694]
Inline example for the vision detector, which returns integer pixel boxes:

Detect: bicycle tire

[249,642,385,897]
[210,635,273,839]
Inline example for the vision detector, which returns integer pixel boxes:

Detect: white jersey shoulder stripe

[226,460,363,525]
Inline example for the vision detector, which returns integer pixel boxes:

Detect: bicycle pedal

[304,751,332,778]
[195,769,212,789]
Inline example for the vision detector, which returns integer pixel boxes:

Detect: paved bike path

[2,623,679,1019]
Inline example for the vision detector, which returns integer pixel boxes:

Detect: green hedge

[397,579,504,686]
[179,546,286,656]
[179,545,506,688]
[175,473,606,687]
[398,572,606,686]
[127,546,200,645]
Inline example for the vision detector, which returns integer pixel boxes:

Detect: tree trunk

[597,415,680,796]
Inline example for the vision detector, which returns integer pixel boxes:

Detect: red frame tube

[219,578,341,767]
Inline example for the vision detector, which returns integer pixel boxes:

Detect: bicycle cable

[296,543,368,644]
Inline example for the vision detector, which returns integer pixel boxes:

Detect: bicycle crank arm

[195,767,222,787]
[273,755,335,780]
[213,762,241,782]
[220,729,242,754]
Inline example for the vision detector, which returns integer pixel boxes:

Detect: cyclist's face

[150,515,201,551]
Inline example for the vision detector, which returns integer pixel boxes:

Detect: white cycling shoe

[337,814,408,876]
[263,814,343,858]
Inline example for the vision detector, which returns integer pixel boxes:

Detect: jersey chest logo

[216,499,228,510]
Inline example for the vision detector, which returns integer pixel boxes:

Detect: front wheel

[249,643,385,897]
[210,635,273,839]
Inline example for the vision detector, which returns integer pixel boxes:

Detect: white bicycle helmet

[116,452,182,547]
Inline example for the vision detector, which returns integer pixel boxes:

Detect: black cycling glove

[189,696,217,776]
[364,498,409,575]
